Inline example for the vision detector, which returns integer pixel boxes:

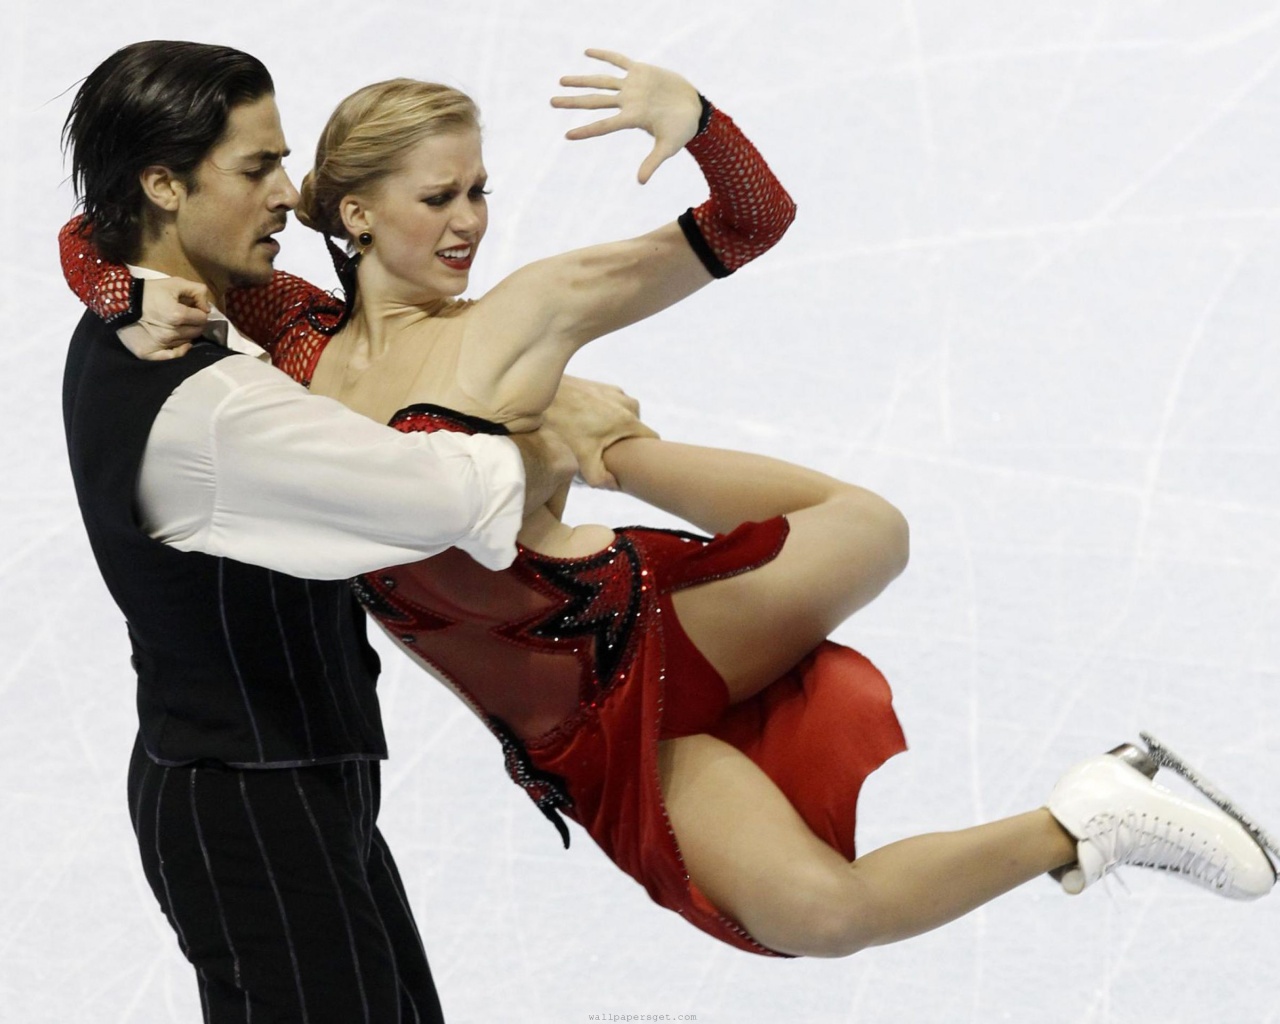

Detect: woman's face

[359,127,488,299]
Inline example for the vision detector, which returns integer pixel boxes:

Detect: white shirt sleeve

[137,353,526,579]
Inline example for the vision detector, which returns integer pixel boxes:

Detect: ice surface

[3,2,1278,1021]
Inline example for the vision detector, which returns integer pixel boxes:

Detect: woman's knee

[830,486,910,581]
[745,863,879,958]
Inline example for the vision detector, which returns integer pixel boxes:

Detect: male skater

[61,40,644,1023]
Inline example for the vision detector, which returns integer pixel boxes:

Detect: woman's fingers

[171,278,213,312]
[563,114,629,141]
[167,304,211,336]
[636,142,668,185]
[138,342,194,362]
[554,47,699,178]
[550,92,620,111]
[582,48,633,71]
[557,73,624,92]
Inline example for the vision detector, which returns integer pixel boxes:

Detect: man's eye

[244,168,269,181]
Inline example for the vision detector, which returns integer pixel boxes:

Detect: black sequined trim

[619,525,711,545]
[350,574,410,624]
[490,717,574,848]
[390,404,511,436]
[304,295,350,336]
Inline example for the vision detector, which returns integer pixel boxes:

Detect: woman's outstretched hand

[552,49,702,184]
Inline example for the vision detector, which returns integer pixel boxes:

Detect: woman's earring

[358,231,373,250]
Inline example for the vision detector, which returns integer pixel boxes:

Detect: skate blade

[1140,731,1280,873]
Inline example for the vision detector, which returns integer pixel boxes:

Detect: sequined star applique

[515,537,645,698]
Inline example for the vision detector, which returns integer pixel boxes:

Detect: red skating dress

[352,403,907,957]
[58,100,907,955]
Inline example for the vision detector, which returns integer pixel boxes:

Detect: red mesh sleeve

[678,102,797,278]
[224,270,343,379]
[58,215,143,326]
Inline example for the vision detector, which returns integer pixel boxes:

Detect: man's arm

[140,355,540,577]
[138,361,655,576]
[509,428,579,515]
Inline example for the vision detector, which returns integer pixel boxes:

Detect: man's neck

[133,239,227,308]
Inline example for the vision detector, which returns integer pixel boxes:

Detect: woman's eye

[424,193,454,207]
[469,186,491,200]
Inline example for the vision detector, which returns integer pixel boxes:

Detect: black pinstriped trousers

[128,736,446,1023]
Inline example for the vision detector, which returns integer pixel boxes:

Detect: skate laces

[1084,810,1233,890]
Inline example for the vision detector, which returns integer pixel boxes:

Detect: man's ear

[139,165,186,213]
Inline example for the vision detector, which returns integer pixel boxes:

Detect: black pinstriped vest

[63,311,387,767]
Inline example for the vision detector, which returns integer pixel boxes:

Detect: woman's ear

[139,165,185,213]
[340,195,372,241]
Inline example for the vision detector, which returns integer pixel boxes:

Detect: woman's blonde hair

[297,78,481,242]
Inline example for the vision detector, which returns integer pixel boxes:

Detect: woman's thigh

[671,494,907,703]
[658,732,864,957]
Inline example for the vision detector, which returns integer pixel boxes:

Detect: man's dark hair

[62,41,275,262]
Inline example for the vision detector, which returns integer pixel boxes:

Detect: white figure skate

[1047,739,1277,899]
[1139,731,1280,873]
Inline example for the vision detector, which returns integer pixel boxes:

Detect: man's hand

[118,277,213,360]
[542,376,657,489]
[510,427,579,515]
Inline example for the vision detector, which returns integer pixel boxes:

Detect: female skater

[62,50,1275,957]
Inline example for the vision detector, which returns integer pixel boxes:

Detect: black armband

[678,210,732,279]
[695,93,713,136]
[101,276,147,329]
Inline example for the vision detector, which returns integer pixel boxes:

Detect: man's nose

[272,169,301,211]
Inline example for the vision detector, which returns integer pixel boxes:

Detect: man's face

[173,94,299,297]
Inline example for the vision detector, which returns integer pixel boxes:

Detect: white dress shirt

[126,267,526,579]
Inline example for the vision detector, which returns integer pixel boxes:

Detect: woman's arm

[455,51,795,417]
[221,272,342,357]
[603,437,849,536]
[57,214,339,370]
[59,215,147,325]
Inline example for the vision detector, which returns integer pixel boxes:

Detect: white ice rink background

[3,2,1279,1021]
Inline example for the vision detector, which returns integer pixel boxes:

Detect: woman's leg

[605,437,908,699]
[610,440,1273,955]
[659,733,1076,957]
[608,437,1057,952]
